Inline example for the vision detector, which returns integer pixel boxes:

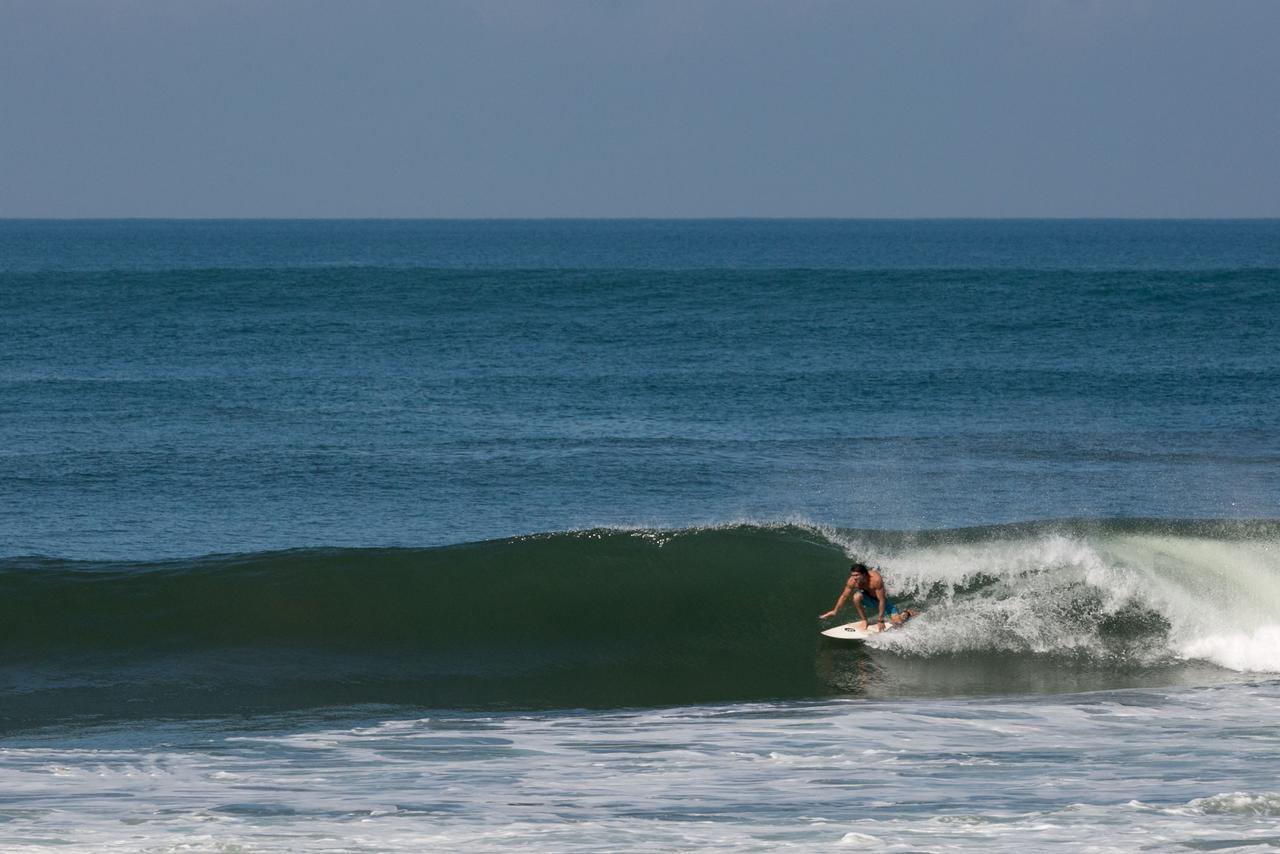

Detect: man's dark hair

[849,562,870,575]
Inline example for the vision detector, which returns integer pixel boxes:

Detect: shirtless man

[819,562,914,630]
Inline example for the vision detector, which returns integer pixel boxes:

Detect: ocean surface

[1,219,1277,851]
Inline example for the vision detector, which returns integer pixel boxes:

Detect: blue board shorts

[856,593,897,616]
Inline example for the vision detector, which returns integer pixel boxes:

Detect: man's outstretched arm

[819,581,854,619]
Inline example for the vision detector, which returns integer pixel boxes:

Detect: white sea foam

[3,681,1280,852]
[814,525,1280,672]
[1179,625,1280,673]
[1173,792,1280,817]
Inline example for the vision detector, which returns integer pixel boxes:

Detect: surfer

[819,562,913,630]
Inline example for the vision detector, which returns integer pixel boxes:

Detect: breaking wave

[1,519,1276,722]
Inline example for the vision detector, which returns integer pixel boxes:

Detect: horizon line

[3,215,1279,223]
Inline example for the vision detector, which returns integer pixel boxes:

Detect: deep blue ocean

[1,220,1278,851]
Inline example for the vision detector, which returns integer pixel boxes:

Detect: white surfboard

[820,621,899,641]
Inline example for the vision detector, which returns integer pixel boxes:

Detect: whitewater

[4,679,1280,852]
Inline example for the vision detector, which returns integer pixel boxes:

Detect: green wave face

[2,520,1277,723]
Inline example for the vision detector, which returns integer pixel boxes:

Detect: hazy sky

[2,0,1277,217]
